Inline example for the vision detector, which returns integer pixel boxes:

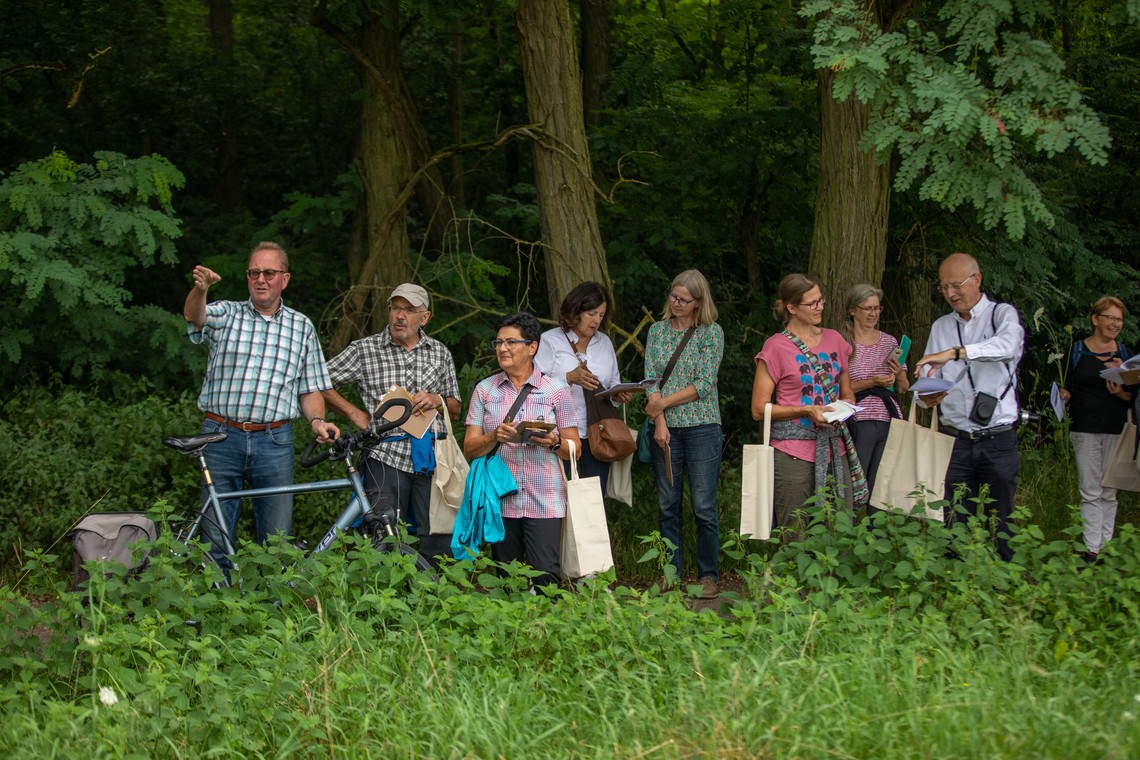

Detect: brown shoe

[698,576,718,599]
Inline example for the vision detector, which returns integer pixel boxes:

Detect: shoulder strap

[658,326,697,388]
[487,384,534,458]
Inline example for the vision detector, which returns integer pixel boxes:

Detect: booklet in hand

[376,386,437,439]
[595,378,659,400]
[505,420,556,444]
[822,400,862,424]
[1099,354,1140,385]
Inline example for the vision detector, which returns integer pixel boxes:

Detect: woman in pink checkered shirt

[465,312,582,590]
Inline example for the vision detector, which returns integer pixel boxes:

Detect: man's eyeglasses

[247,268,287,281]
[1096,314,1124,324]
[491,339,534,350]
[855,305,883,314]
[389,306,426,316]
[668,293,696,306]
[798,297,826,310]
[938,273,977,293]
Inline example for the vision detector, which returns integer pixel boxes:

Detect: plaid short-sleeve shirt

[188,299,331,422]
[466,369,577,519]
[326,327,461,473]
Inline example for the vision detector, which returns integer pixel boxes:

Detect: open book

[1099,354,1140,385]
[595,378,659,400]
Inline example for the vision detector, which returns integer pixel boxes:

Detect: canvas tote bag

[605,408,636,507]
[740,403,774,540]
[869,397,954,520]
[561,440,615,578]
[1102,410,1140,492]
[429,410,470,534]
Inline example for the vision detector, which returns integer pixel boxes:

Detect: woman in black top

[1060,296,1134,559]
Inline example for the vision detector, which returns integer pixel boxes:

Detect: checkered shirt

[188,299,331,422]
[326,327,461,473]
[466,369,578,519]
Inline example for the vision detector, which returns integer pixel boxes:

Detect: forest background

[2,0,1140,575]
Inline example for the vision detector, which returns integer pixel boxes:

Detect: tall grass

[3,513,1139,757]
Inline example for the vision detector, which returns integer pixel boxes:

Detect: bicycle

[162,397,436,587]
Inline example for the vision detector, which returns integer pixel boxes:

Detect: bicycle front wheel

[370,533,439,582]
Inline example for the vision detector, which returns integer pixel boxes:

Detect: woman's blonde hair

[1090,296,1126,318]
[661,269,718,325]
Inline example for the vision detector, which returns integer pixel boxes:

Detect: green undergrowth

[2,506,1139,758]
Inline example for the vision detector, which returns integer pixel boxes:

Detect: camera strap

[955,302,1016,402]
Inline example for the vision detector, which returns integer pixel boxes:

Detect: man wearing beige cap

[323,283,461,563]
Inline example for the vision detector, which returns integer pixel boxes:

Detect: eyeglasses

[247,268,286,281]
[389,306,426,316]
[855,305,883,314]
[938,273,977,293]
[1096,314,1124,324]
[798,297,826,310]
[668,293,696,306]
[491,339,533,350]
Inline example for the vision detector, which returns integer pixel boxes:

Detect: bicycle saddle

[163,432,228,453]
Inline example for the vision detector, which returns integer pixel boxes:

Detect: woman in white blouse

[535,282,632,492]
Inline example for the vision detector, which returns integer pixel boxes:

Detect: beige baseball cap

[388,283,429,310]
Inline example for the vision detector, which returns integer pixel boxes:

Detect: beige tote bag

[869,397,954,520]
[740,403,774,540]
[429,410,469,535]
[605,414,636,507]
[561,440,615,579]
[1102,411,1140,492]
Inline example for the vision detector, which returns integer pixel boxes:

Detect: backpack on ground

[69,512,158,590]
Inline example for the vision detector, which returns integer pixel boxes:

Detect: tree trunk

[580,0,611,128]
[332,11,412,350]
[808,67,891,329]
[516,0,610,315]
[448,22,467,211]
[208,0,243,213]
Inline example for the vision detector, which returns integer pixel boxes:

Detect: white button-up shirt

[921,295,1025,430]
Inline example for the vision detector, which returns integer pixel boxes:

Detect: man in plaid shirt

[184,241,339,553]
[323,283,461,563]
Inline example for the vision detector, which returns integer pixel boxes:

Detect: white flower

[1048,352,1063,364]
[83,635,101,648]
[1134,694,1140,704]
[1033,307,1045,330]
[98,686,119,706]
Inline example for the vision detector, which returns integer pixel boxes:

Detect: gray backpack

[70,512,158,590]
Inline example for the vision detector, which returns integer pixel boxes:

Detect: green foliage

[0,382,201,576]
[0,150,195,386]
[3,503,1140,755]
[802,0,1113,239]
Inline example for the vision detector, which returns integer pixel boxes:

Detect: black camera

[969,391,998,426]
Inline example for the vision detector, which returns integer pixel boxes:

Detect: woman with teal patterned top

[644,269,724,598]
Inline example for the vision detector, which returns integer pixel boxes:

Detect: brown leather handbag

[584,388,637,462]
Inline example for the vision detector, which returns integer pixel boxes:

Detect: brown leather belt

[204,412,290,432]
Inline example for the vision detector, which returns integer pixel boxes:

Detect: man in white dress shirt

[916,252,1025,561]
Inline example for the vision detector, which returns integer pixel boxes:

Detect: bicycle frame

[184,454,373,558]
[168,398,415,566]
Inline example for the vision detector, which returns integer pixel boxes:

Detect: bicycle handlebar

[299,397,415,468]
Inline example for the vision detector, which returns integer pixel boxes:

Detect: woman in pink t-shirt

[841,282,909,509]
[750,274,857,542]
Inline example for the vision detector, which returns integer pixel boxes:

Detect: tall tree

[208,0,243,213]
[312,0,459,346]
[580,0,612,128]
[801,0,1112,328]
[516,0,610,313]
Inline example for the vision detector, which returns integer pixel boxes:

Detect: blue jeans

[649,423,722,580]
[200,419,295,552]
